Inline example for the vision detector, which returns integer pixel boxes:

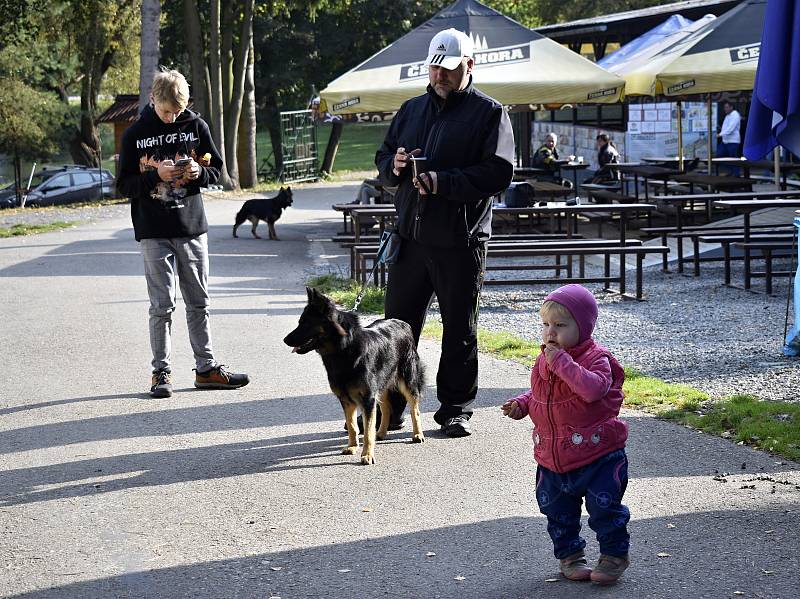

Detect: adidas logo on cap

[425,28,474,69]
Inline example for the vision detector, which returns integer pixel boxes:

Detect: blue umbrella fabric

[743,0,800,159]
[742,0,800,357]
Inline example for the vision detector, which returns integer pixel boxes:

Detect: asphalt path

[1,184,799,598]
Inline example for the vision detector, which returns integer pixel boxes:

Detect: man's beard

[433,83,451,99]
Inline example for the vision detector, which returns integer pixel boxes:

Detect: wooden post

[707,96,713,174]
[677,101,684,171]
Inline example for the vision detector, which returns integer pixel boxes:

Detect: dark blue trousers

[535,448,630,559]
[716,141,741,175]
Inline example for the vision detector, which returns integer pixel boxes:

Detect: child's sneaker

[590,554,629,585]
[559,550,592,581]
[194,365,250,389]
[150,369,173,398]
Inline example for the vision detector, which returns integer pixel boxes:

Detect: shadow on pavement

[5,506,798,598]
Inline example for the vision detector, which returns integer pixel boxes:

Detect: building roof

[97,95,195,124]
[536,0,743,46]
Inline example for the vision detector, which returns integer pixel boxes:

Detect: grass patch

[664,395,800,462]
[306,273,386,314]
[304,274,800,461]
[256,121,388,181]
[0,221,78,237]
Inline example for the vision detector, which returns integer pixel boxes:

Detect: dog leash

[352,230,392,312]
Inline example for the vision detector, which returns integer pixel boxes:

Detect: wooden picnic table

[671,173,760,194]
[558,161,590,193]
[524,179,573,200]
[610,164,684,201]
[653,189,800,228]
[513,166,547,181]
[331,203,394,235]
[494,203,656,293]
[711,158,800,189]
[712,198,800,290]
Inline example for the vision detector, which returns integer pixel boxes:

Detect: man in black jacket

[117,69,249,398]
[375,28,514,437]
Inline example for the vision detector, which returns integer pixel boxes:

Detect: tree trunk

[223,0,254,189]
[221,1,234,115]
[320,121,344,175]
[183,0,211,120]
[209,0,233,189]
[263,91,283,177]
[237,34,257,188]
[138,0,160,113]
[70,69,102,167]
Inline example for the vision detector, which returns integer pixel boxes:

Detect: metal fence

[280,109,319,183]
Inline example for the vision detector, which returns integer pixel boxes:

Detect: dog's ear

[331,318,348,337]
[307,287,333,310]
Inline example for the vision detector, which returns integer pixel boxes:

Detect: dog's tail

[232,203,249,237]
[400,346,427,399]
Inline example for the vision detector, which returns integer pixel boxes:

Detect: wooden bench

[349,233,584,283]
[641,223,795,273]
[483,244,669,300]
[747,174,800,189]
[697,233,796,288]
[352,239,665,300]
[731,240,797,294]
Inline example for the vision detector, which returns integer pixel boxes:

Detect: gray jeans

[140,234,216,373]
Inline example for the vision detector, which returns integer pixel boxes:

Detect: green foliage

[0,78,73,161]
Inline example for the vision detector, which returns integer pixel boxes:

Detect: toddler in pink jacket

[501,284,630,585]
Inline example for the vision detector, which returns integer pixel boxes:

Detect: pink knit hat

[544,284,598,343]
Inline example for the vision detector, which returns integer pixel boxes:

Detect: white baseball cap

[424,28,473,70]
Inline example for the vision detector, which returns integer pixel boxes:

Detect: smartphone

[174,157,192,167]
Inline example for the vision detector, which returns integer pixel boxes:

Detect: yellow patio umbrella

[320,0,624,114]
[656,0,765,97]
[605,15,716,97]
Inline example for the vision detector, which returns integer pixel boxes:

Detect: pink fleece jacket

[511,337,627,474]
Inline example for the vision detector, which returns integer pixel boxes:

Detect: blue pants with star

[535,448,630,559]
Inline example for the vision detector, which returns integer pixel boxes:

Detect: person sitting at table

[348,177,397,204]
[716,101,741,175]
[533,132,574,188]
[590,133,621,184]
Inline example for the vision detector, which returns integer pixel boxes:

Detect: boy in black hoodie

[117,69,249,398]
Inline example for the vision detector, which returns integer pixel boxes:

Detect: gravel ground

[6,194,799,403]
[475,260,799,402]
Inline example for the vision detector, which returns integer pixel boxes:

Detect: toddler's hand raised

[543,342,561,364]
[501,399,524,419]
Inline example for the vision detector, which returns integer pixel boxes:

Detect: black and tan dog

[283,287,425,465]
[232,186,293,240]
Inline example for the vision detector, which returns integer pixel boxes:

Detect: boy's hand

[501,399,524,419]
[157,159,184,182]
[182,159,200,181]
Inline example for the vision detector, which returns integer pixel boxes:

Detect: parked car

[0,165,115,209]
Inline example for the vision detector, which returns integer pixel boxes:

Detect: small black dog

[283,287,425,465]
[232,186,293,240]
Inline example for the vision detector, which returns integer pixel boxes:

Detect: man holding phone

[375,28,514,438]
[117,68,249,398]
